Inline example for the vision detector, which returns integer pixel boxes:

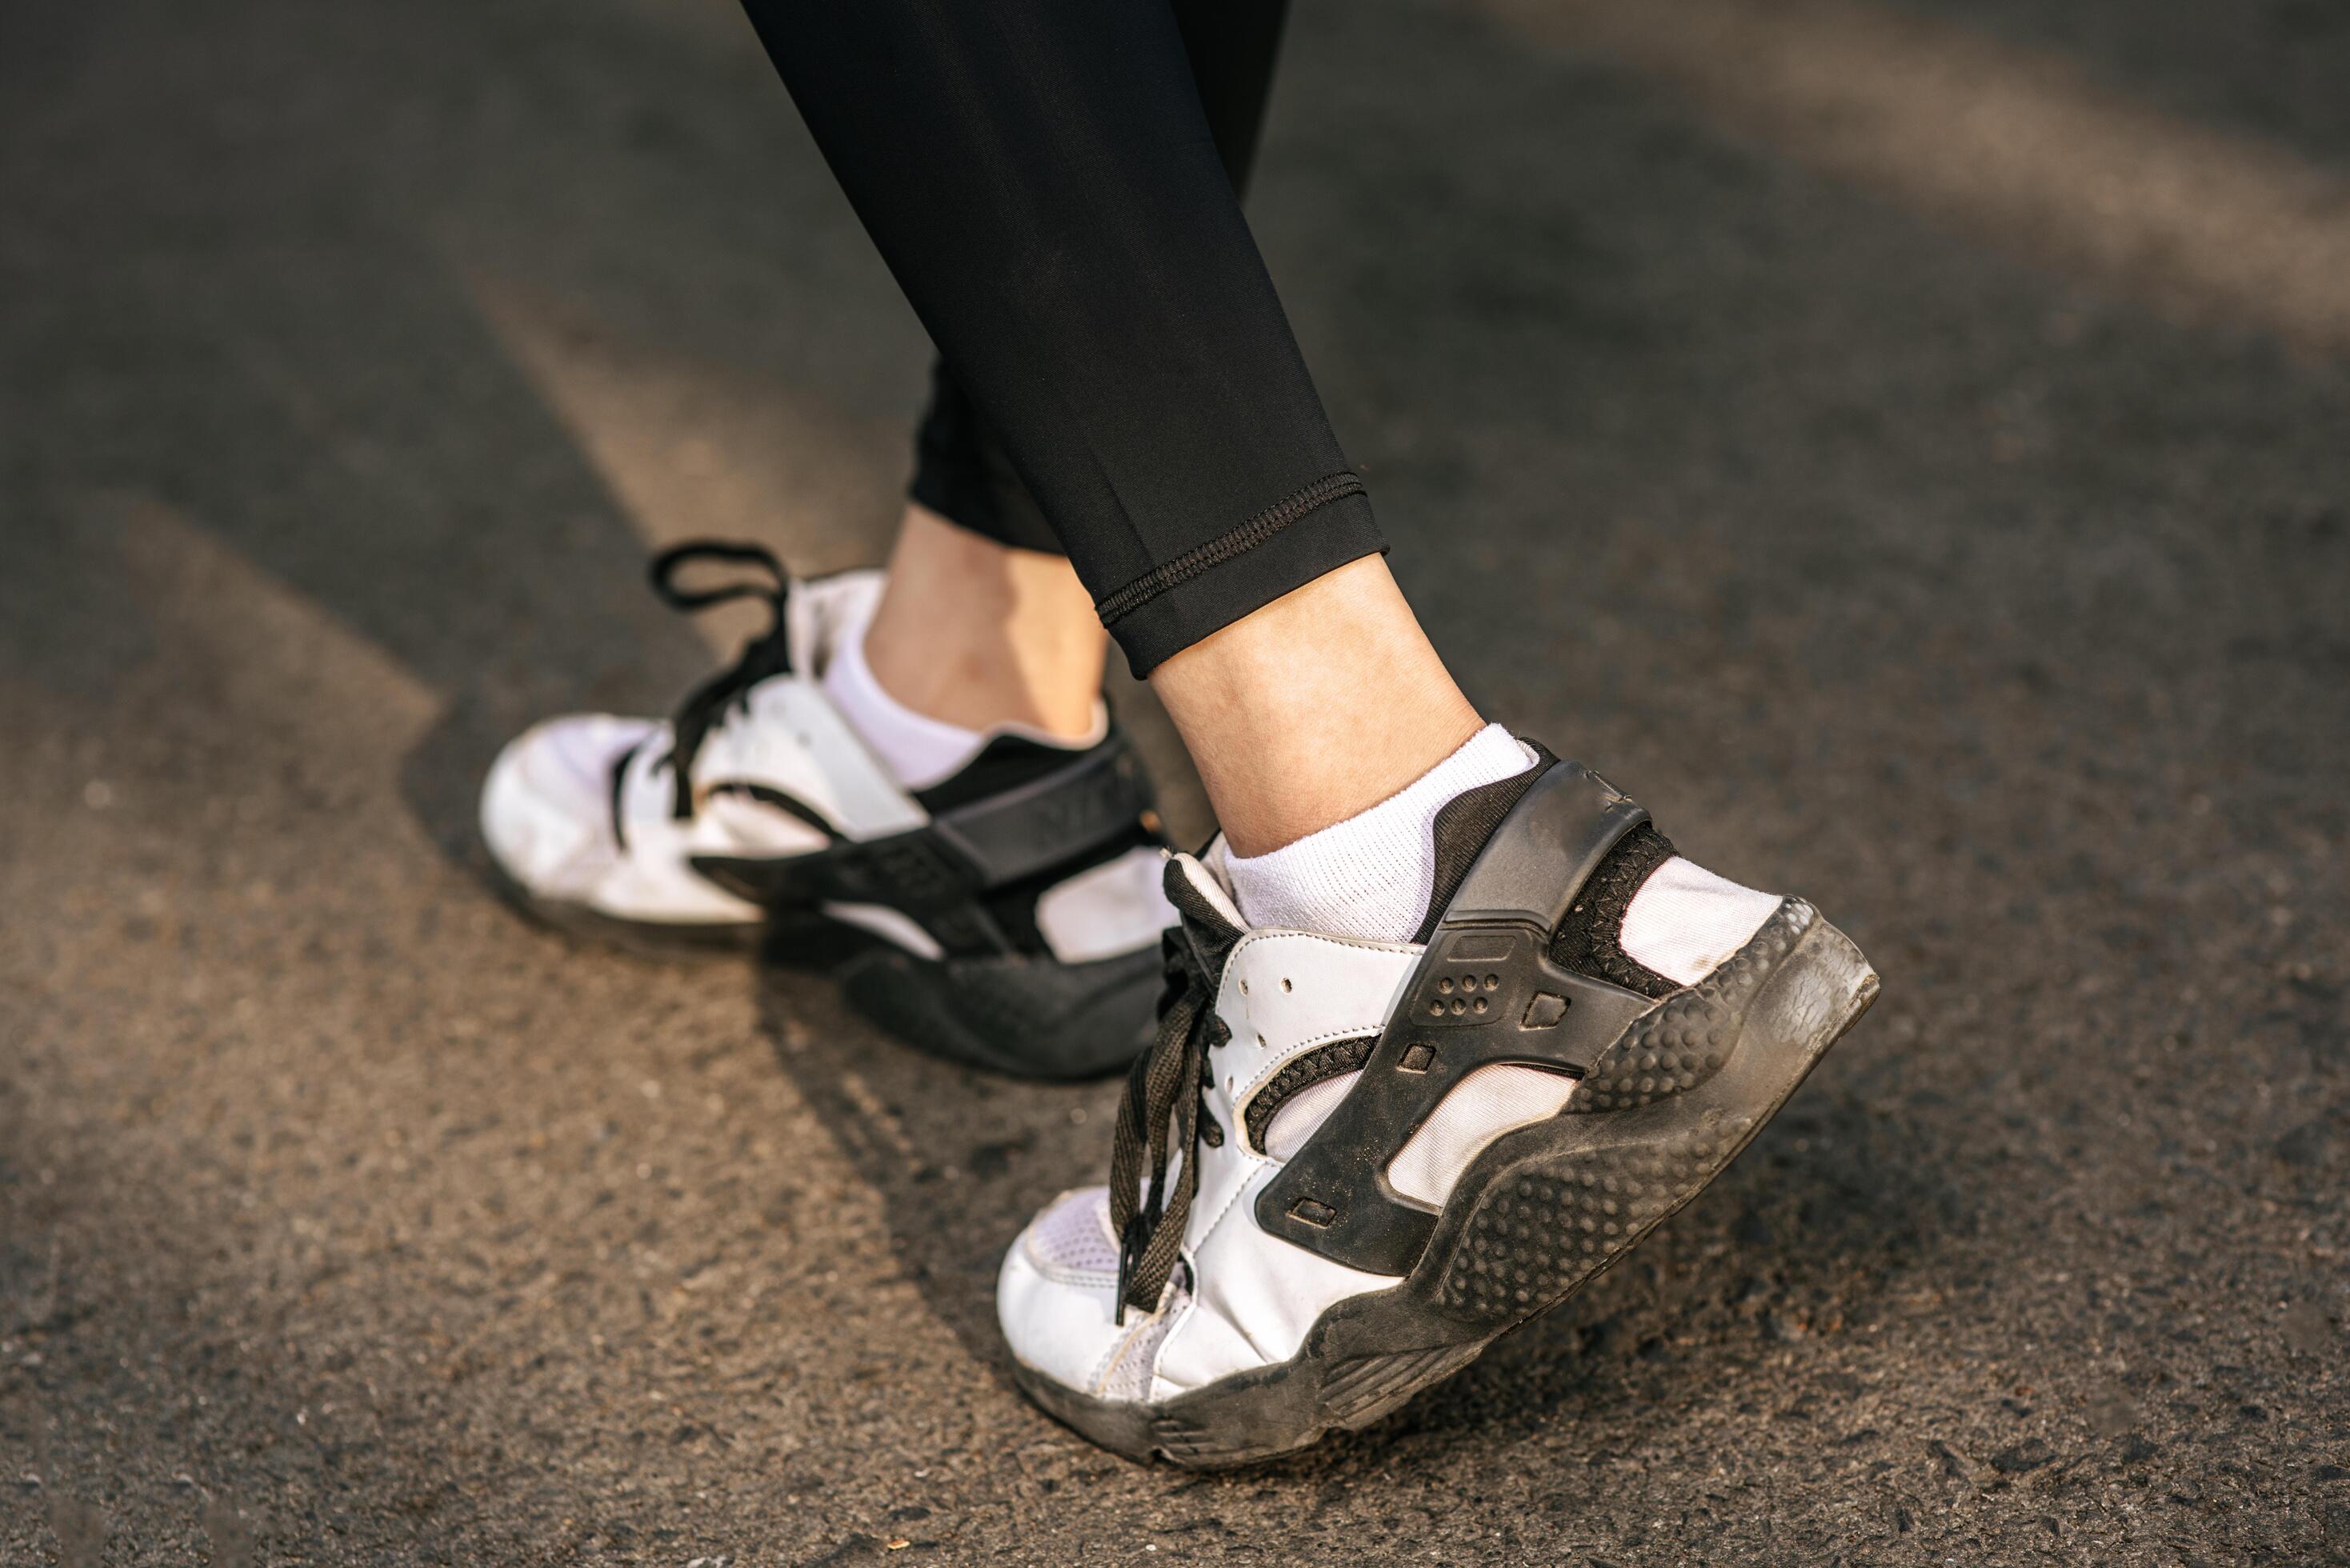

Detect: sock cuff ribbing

[1222,723,1534,943]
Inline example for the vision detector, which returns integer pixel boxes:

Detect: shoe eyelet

[1280,978,1292,992]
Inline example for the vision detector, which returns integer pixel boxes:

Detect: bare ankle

[862,504,1107,738]
[1148,556,1483,856]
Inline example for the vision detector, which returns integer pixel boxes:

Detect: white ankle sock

[1223,723,1534,943]
[820,614,987,791]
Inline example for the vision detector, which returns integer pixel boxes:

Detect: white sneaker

[480,540,1174,1078]
[998,750,1879,1462]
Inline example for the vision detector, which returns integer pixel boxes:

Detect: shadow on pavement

[751,958,1128,1388]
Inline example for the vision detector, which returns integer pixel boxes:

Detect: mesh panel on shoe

[1385,1063,1579,1206]
[1099,1278,1188,1402]
[1247,1037,1375,1152]
[1618,856,1780,987]
[1025,1186,1120,1280]
[1262,1071,1361,1162]
[1547,820,1679,999]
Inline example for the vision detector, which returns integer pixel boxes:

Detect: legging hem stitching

[1094,471,1367,626]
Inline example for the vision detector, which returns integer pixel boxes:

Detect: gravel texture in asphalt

[3,0,2346,1561]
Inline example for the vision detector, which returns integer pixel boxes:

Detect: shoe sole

[481,842,1159,1080]
[1010,897,1879,1465]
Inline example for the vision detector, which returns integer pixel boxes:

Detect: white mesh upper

[1023,1186,1120,1281]
[1016,1186,1187,1403]
[1099,1279,1187,1402]
[479,714,657,894]
[1261,1071,1359,1161]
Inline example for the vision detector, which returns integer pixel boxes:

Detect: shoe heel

[1424,910,1879,1330]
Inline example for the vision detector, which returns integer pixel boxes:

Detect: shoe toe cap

[480,714,657,895]
[998,1187,1154,1400]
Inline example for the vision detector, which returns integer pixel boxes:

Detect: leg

[739,0,1471,854]
[1150,557,1478,855]
[871,0,1299,748]
[859,502,1105,738]
[903,0,1294,566]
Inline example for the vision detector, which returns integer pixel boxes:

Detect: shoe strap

[1255,758,1658,1277]
[687,727,1159,958]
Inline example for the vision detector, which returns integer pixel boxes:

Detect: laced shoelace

[1110,876,1239,1322]
[624,540,795,825]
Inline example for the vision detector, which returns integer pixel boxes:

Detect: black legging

[735,0,1385,674]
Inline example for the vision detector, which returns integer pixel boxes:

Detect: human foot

[479,541,1173,1078]
[996,746,1878,1462]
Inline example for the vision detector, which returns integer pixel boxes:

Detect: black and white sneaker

[997,748,1879,1462]
[480,541,1174,1078]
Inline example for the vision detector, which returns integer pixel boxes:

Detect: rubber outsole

[1010,898,1879,1466]
[482,847,1159,1080]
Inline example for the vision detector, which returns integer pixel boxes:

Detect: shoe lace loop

[643,539,793,821]
[1109,870,1238,1323]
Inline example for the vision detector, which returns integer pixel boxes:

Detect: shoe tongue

[1172,842,1249,933]
[783,568,887,676]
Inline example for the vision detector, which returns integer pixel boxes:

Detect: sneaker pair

[485,546,1879,1466]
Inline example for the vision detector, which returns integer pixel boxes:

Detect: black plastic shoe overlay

[1255,759,1659,1277]
[687,730,1157,958]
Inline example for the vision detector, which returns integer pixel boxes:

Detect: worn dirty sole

[1011,898,1879,1466]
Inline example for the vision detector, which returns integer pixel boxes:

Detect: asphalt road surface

[4,0,2347,1561]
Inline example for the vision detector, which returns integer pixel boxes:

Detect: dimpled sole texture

[1439,1116,1755,1323]
[1568,899,1808,1113]
[1010,898,1878,1467]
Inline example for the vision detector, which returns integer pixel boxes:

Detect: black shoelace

[619,541,795,831]
[1110,877,1239,1322]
